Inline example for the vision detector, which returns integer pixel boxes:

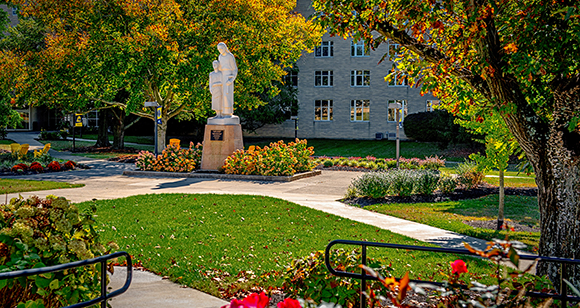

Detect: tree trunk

[111,108,125,150]
[95,109,110,147]
[534,87,580,291]
[497,169,504,230]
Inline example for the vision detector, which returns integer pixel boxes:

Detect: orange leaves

[503,43,518,54]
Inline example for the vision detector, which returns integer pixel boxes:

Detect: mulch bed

[343,183,539,233]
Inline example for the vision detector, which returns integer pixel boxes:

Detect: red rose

[222,292,269,308]
[451,259,468,275]
[277,298,301,308]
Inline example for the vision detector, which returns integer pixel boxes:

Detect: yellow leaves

[503,43,518,54]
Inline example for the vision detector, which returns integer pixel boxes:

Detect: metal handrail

[0,251,132,308]
[325,239,580,308]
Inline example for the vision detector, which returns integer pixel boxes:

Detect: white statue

[209,60,223,117]
[208,42,239,125]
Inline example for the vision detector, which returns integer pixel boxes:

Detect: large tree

[8,0,321,152]
[313,0,580,287]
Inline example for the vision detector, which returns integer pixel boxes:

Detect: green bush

[403,110,479,148]
[0,196,117,308]
[348,169,442,198]
[456,161,485,189]
[438,172,458,193]
[283,250,390,307]
[38,131,64,141]
[414,170,440,195]
[323,159,334,167]
[348,171,391,198]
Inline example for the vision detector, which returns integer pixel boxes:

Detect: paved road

[3,132,502,307]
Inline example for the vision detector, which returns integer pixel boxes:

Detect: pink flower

[222,292,269,308]
[451,259,468,275]
[278,298,301,308]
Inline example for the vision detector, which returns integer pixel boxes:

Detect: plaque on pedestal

[200,124,243,171]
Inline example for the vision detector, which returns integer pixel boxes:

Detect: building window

[284,70,298,87]
[388,100,407,122]
[12,7,18,15]
[315,100,333,121]
[315,41,334,58]
[350,100,370,122]
[426,100,440,112]
[350,70,370,87]
[387,69,408,87]
[388,42,401,61]
[351,40,370,57]
[314,71,333,87]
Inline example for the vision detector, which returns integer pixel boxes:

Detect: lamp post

[290,116,298,139]
[144,101,160,156]
[389,102,402,168]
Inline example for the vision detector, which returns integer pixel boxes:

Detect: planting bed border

[122,169,321,182]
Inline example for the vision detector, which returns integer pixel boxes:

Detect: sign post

[73,113,83,152]
[155,106,162,156]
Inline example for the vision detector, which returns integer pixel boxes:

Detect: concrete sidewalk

[4,131,495,307]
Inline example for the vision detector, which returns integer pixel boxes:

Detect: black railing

[325,240,580,308]
[0,251,132,308]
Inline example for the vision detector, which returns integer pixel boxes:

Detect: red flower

[278,298,301,308]
[451,259,468,275]
[222,292,269,308]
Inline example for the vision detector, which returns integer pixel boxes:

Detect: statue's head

[212,60,219,70]
[217,42,229,55]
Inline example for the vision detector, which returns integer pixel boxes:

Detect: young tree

[9,0,321,152]
[313,0,580,286]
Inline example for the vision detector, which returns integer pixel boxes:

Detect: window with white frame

[388,42,401,61]
[426,100,440,112]
[350,70,370,87]
[387,69,408,87]
[315,41,334,57]
[314,71,333,87]
[351,40,370,57]
[314,100,333,121]
[86,110,100,128]
[350,100,370,121]
[387,100,408,122]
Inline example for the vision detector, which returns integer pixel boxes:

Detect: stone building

[245,0,439,140]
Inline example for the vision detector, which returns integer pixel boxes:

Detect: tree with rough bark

[8,0,321,152]
[313,0,580,287]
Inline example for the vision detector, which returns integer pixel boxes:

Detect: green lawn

[0,139,15,145]
[0,178,84,194]
[244,138,478,162]
[363,195,540,251]
[78,194,499,298]
[439,167,537,187]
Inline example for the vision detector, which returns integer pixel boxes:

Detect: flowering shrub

[64,160,76,170]
[30,162,44,172]
[135,142,202,172]
[11,163,28,172]
[47,161,61,171]
[314,156,445,171]
[221,291,336,308]
[0,195,118,308]
[224,139,314,176]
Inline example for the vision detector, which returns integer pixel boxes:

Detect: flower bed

[313,156,445,171]
[223,139,314,176]
[0,143,82,175]
[135,141,202,172]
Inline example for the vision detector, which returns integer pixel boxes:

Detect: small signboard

[155,106,162,125]
[210,130,224,141]
[74,114,83,127]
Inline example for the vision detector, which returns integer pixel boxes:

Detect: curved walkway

[4,132,497,307]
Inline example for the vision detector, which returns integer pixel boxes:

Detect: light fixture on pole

[144,102,160,156]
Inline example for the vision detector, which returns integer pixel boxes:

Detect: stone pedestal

[200,124,243,171]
